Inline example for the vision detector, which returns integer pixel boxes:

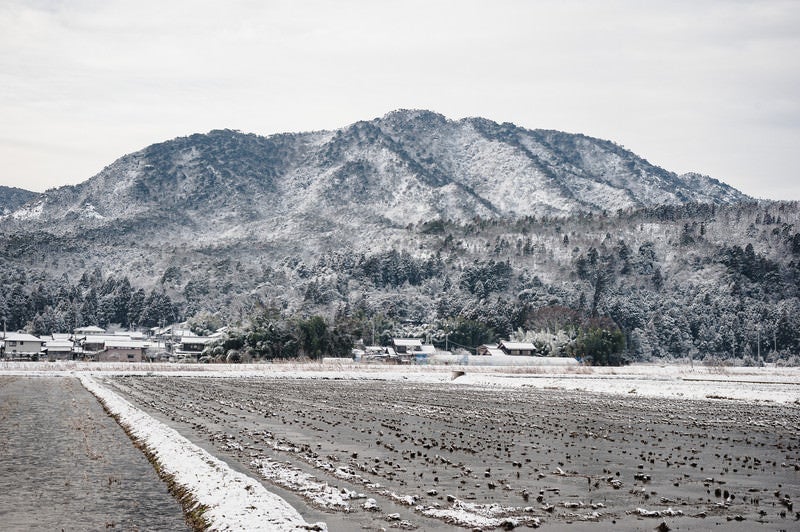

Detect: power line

[434,337,477,353]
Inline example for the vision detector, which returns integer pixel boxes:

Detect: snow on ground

[3,360,798,404]
[8,201,43,220]
[419,500,542,529]
[450,365,800,404]
[250,457,365,511]
[2,361,796,530]
[78,375,326,532]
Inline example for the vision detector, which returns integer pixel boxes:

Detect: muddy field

[104,375,800,531]
[0,376,188,531]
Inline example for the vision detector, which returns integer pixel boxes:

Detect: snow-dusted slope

[0,185,39,215]
[1,110,749,242]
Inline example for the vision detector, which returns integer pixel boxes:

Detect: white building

[44,337,76,360]
[1,332,45,359]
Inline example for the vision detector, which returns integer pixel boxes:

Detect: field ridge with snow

[79,375,326,532]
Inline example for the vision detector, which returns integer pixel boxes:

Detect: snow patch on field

[251,457,363,511]
[451,366,800,404]
[3,361,798,404]
[79,375,326,531]
[419,499,541,529]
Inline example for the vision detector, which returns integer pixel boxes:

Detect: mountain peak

[378,108,448,123]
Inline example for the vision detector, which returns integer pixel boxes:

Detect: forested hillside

[2,200,798,365]
[0,185,38,214]
[2,111,794,364]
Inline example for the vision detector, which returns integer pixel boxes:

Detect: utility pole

[773,327,777,356]
[757,325,761,364]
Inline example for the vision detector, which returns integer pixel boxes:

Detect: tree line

[2,201,800,365]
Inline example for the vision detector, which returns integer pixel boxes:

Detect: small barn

[476,344,505,356]
[498,341,537,356]
[392,338,423,354]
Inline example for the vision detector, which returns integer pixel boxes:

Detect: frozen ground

[99,371,799,530]
[1,362,798,530]
[3,360,799,403]
[80,374,325,531]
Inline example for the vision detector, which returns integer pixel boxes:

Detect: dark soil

[106,375,800,531]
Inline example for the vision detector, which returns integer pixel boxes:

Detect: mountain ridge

[2,110,749,242]
[0,185,39,215]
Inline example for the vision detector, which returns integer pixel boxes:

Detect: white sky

[1,0,798,199]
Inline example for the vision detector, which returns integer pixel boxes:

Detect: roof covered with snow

[82,335,132,344]
[393,338,423,347]
[105,340,148,349]
[499,341,536,350]
[2,332,44,342]
[180,336,215,345]
[45,339,74,349]
[75,325,106,334]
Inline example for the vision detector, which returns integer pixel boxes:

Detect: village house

[44,334,76,361]
[356,338,435,364]
[358,345,396,362]
[392,338,435,363]
[173,335,216,362]
[392,338,423,354]
[1,332,46,360]
[96,339,147,362]
[476,344,505,356]
[498,340,537,356]
[72,328,152,362]
[120,330,146,341]
[80,335,121,359]
[150,325,193,342]
[74,325,106,336]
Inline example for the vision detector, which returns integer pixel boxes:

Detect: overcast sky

[1,0,798,199]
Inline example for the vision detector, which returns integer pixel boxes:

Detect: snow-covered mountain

[3,110,748,246]
[2,112,798,363]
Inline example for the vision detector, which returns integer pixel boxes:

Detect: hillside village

[0,325,220,363]
[0,325,579,366]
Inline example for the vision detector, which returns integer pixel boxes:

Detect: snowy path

[79,375,326,532]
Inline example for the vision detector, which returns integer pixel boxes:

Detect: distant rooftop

[75,325,105,334]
